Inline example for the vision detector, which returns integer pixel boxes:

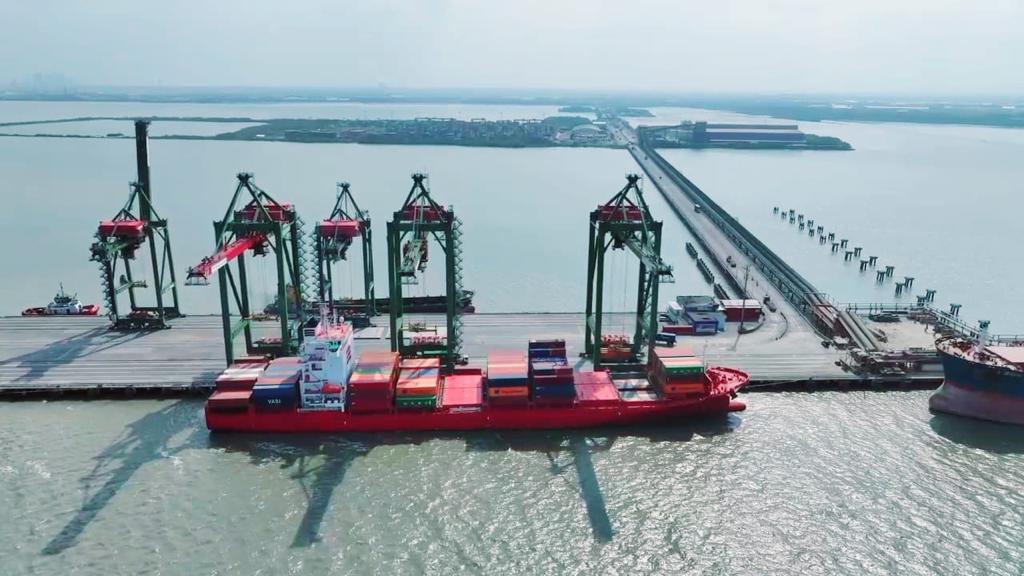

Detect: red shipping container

[661,324,695,336]
[349,372,395,385]
[98,219,147,238]
[575,384,620,406]
[444,375,484,389]
[400,358,441,370]
[574,370,614,387]
[441,385,483,408]
[215,377,259,392]
[348,402,393,414]
[488,386,529,397]
[318,219,362,238]
[488,395,529,406]
[207,390,252,411]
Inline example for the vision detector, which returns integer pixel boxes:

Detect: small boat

[22,285,100,317]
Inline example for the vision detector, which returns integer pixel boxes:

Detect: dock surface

[0,313,938,397]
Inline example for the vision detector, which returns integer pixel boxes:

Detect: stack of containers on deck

[395,358,441,410]
[299,323,354,410]
[440,370,484,411]
[208,357,268,411]
[529,339,575,406]
[347,351,398,413]
[487,350,530,406]
[650,348,707,398]
[250,357,302,411]
[574,370,620,407]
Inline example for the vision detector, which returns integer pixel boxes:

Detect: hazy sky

[5,0,1023,95]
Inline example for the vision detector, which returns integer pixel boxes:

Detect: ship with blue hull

[931,333,1024,425]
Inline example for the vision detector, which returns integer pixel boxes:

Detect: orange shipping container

[662,382,706,395]
[488,386,529,397]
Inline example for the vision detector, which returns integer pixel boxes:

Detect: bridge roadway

[0,314,870,396]
[609,132,818,344]
[609,121,878,351]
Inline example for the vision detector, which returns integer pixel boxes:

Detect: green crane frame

[315,182,376,315]
[386,174,464,372]
[89,120,181,330]
[584,174,674,368]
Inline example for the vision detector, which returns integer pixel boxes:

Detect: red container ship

[22,285,100,317]
[205,365,747,433]
[204,323,748,434]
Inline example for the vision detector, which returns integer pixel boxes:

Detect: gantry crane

[315,182,375,315]
[386,174,465,371]
[187,173,311,364]
[584,174,674,368]
[90,120,182,330]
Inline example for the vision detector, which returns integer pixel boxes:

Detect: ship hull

[931,349,1024,425]
[206,394,744,433]
[21,305,100,316]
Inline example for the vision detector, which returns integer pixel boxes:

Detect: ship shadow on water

[210,414,741,547]
[42,399,205,555]
[929,414,1024,454]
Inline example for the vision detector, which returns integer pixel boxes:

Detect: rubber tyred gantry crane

[584,174,674,368]
[187,173,310,364]
[387,173,466,372]
[89,120,182,330]
[315,182,375,316]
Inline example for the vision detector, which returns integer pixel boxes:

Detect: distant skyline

[5,1,1024,96]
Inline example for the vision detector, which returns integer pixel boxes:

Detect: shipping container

[676,295,718,313]
[251,383,298,411]
[661,323,695,336]
[533,384,576,397]
[207,390,252,412]
[441,381,483,408]
[488,386,530,397]
[619,390,660,402]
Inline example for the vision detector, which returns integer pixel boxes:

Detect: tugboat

[931,322,1024,425]
[21,285,100,317]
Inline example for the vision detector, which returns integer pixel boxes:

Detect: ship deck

[0,313,941,397]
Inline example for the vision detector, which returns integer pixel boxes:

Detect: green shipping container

[396,396,437,409]
[662,364,704,376]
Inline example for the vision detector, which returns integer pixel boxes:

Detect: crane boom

[186,234,268,285]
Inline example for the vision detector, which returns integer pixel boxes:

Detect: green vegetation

[803,134,853,150]
[558,105,594,113]
[540,115,592,128]
[611,107,654,117]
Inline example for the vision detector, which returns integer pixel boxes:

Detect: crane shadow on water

[209,413,742,547]
[42,399,205,555]
[209,433,383,548]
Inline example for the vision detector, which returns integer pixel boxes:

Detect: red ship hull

[206,386,746,434]
[21,304,100,316]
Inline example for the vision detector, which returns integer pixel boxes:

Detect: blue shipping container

[251,383,298,410]
[533,384,577,397]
